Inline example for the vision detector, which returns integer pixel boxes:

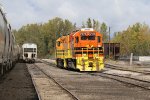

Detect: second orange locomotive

[56,28,104,71]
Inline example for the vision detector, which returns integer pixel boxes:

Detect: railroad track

[41,59,150,91]
[33,63,79,100]
[40,59,56,67]
[88,72,150,91]
[105,63,150,75]
[86,64,150,91]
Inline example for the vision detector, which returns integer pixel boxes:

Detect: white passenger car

[22,43,37,63]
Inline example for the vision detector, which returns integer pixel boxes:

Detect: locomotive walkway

[28,59,150,100]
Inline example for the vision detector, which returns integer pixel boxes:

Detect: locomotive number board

[81,33,96,36]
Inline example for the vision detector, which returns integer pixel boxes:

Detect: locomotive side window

[57,41,60,46]
[75,37,79,43]
[98,36,101,43]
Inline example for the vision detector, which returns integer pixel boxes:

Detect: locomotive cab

[74,29,103,49]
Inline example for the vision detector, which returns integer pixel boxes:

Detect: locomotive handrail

[98,48,99,57]
[87,47,88,56]
[93,48,94,56]
[82,48,83,57]
[74,49,103,53]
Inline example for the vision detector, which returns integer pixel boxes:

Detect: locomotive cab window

[98,36,101,43]
[24,48,36,52]
[81,36,87,40]
[57,41,60,46]
[88,33,95,40]
[81,33,87,40]
[88,36,95,40]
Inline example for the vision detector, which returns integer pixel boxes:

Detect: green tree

[100,22,108,42]
[14,17,74,58]
[82,22,86,28]
[86,18,92,28]
[112,23,150,56]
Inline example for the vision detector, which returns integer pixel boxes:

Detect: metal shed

[103,43,120,59]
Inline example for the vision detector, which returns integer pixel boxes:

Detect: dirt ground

[36,61,150,100]
[0,63,38,100]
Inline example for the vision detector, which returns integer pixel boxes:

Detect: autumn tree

[86,18,92,28]
[14,17,74,58]
[100,22,108,42]
[82,18,108,42]
[112,23,150,56]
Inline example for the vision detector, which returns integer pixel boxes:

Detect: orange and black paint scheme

[56,28,104,71]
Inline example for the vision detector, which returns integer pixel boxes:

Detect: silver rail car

[22,43,37,63]
[0,6,19,76]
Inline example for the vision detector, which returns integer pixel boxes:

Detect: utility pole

[130,53,133,66]
[109,27,111,59]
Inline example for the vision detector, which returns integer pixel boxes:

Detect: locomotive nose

[86,44,93,49]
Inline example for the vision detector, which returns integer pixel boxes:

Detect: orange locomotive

[56,28,104,71]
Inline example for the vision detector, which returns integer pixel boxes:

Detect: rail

[35,63,79,100]
[105,63,150,74]
[89,72,150,90]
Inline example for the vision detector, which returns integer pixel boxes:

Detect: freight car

[22,43,37,63]
[56,28,104,71]
[0,6,19,76]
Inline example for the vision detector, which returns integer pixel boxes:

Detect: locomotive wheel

[60,59,64,68]
[56,59,64,68]
[9,61,13,69]
[7,61,10,70]
[4,63,8,73]
[3,63,6,75]
[58,60,63,68]
[56,60,59,67]
[32,59,35,63]
[0,64,4,76]
[67,59,75,69]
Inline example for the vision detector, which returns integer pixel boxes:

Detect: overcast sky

[1,0,150,33]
